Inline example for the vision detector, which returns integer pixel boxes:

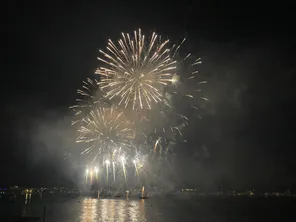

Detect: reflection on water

[139,199,146,219]
[129,199,145,222]
[22,193,32,216]
[81,198,98,222]
[117,200,125,221]
[100,199,108,221]
[2,196,296,222]
[80,198,145,222]
[109,199,115,220]
[25,193,32,205]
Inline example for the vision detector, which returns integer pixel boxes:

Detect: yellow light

[171,74,180,85]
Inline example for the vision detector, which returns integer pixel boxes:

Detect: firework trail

[96,29,177,110]
[73,106,135,164]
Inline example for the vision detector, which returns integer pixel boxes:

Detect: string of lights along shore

[70,29,208,186]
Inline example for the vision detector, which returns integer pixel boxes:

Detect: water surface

[1,196,296,221]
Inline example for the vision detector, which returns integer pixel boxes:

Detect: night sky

[3,1,296,189]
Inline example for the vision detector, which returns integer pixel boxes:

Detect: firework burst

[71,29,209,180]
[70,78,109,118]
[73,106,135,163]
[96,29,178,110]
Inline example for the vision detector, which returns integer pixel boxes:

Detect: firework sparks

[172,54,208,119]
[74,106,135,163]
[70,78,109,122]
[94,29,208,158]
[96,29,178,110]
[71,29,209,187]
[122,93,188,158]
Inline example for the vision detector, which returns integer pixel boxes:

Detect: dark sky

[2,1,296,189]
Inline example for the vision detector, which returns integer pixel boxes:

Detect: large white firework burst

[96,29,177,110]
[73,106,135,163]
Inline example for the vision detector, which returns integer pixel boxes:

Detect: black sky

[2,1,296,189]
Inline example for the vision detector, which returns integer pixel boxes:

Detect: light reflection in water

[22,193,32,216]
[109,200,115,220]
[81,198,98,222]
[117,200,126,222]
[100,199,108,221]
[128,200,144,222]
[80,198,147,222]
[24,193,32,204]
[139,199,146,221]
